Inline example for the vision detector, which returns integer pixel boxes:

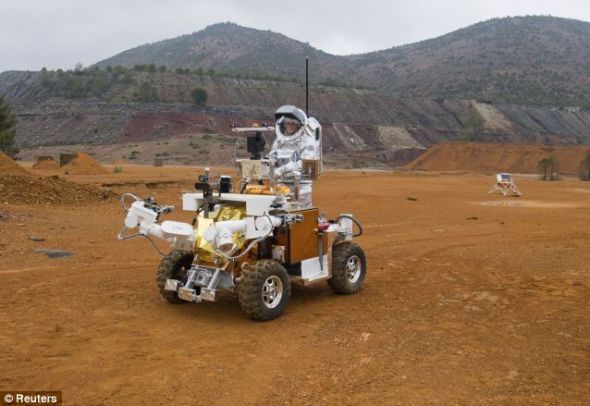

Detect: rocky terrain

[2,71,590,167]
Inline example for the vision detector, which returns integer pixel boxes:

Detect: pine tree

[0,95,18,157]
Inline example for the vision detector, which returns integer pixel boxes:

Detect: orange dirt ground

[1,164,589,405]
[407,142,590,175]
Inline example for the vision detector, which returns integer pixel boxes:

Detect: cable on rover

[119,193,140,213]
[117,193,167,256]
[117,227,167,256]
[334,214,363,237]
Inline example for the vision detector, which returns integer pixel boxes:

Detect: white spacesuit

[269,105,321,207]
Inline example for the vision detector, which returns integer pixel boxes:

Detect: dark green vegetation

[6,64,344,104]
[190,87,207,105]
[36,66,131,99]
[32,67,264,102]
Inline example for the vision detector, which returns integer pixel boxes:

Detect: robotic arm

[118,194,195,253]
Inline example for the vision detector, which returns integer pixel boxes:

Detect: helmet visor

[279,117,302,136]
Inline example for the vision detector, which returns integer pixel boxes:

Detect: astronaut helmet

[275,105,307,141]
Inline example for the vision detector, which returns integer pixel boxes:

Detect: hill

[94,16,590,106]
[406,142,590,174]
[351,16,590,106]
[96,22,350,83]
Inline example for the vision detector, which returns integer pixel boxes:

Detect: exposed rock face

[4,84,590,167]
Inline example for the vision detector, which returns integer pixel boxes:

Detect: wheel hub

[262,275,283,309]
[346,255,362,283]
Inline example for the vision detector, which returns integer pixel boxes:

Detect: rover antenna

[305,57,309,116]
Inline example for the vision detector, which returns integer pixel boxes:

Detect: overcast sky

[1,0,590,72]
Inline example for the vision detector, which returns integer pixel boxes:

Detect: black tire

[156,250,194,304]
[238,260,291,321]
[328,242,366,294]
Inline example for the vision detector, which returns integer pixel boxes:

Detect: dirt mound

[32,157,60,170]
[0,152,29,176]
[61,152,108,175]
[0,174,113,205]
[406,142,590,174]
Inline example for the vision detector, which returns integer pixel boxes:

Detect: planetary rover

[117,105,366,320]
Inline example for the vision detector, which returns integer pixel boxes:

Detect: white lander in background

[489,173,522,197]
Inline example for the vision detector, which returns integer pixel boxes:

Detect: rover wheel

[328,242,366,294]
[156,250,194,304]
[238,260,291,321]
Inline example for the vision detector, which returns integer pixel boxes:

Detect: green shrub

[191,87,208,105]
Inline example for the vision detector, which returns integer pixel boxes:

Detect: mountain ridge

[94,16,590,106]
